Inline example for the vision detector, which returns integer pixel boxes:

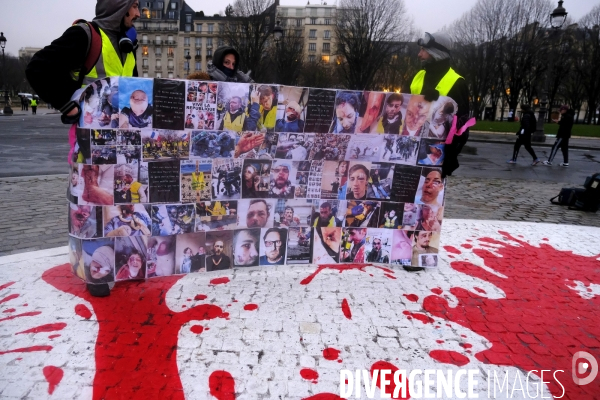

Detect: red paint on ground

[542,238,549,241]
[300,368,319,383]
[436,340,445,344]
[423,231,600,399]
[473,287,486,294]
[0,293,19,304]
[209,370,235,400]
[209,277,230,285]
[48,334,61,339]
[74,304,92,319]
[379,267,394,274]
[461,243,473,249]
[384,273,397,279]
[3,308,16,313]
[43,263,226,400]
[403,294,419,302]
[431,288,443,295]
[300,264,374,285]
[302,394,345,400]
[0,311,41,323]
[16,323,67,335]
[341,298,352,319]
[194,294,208,301]
[243,303,258,311]
[444,246,462,255]
[323,347,341,361]
[370,361,411,399]
[429,350,470,366]
[43,366,64,395]
[460,343,473,349]
[402,310,434,324]
[0,345,53,355]
[0,281,15,291]
[190,325,204,334]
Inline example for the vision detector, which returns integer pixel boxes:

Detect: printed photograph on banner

[355,91,385,134]
[175,232,207,273]
[91,144,117,165]
[117,129,141,145]
[343,162,374,200]
[411,230,440,267]
[235,130,278,159]
[153,78,186,130]
[69,164,83,203]
[241,160,271,198]
[414,167,445,207]
[103,204,152,237]
[147,160,181,203]
[330,90,361,133]
[146,235,176,278]
[364,229,392,264]
[141,129,189,161]
[68,236,85,280]
[286,227,311,264]
[382,135,420,165]
[311,200,345,228]
[391,229,413,266]
[82,237,115,284]
[189,130,236,159]
[79,164,115,206]
[402,94,430,137]
[216,82,255,131]
[250,84,279,132]
[344,200,380,228]
[259,227,288,266]
[373,93,406,134]
[389,165,422,203]
[237,199,275,229]
[345,134,383,162]
[269,160,297,199]
[212,159,242,200]
[69,203,102,239]
[320,160,343,199]
[312,227,341,264]
[181,160,212,202]
[401,203,420,229]
[114,163,148,203]
[72,128,91,164]
[423,97,457,139]
[273,199,313,227]
[275,133,315,160]
[417,139,445,166]
[185,80,217,130]
[232,228,261,267]
[91,129,117,145]
[378,202,403,229]
[118,77,153,129]
[310,133,350,161]
[368,163,394,201]
[116,145,141,164]
[305,160,323,199]
[79,77,119,129]
[205,231,233,271]
[115,236,147,281]
[415,204,443,232]
[275,86,308,133]
[151,204,195,236]
[195,201,238,231]
[304,88,336,133]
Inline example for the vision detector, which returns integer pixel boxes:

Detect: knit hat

[286,101,302,115]
[91,246,114,270]
[418,32,452,61]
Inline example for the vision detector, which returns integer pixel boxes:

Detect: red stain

[22,303,28,306]
[16,323,67,335]
[429,350,470,366]
[323,347,341,360]
[74,304,92,319]
[403,294,419,302]
[436,339,444,344]
[190,325,204,334]
[194,294,208,300]
[43,264,226,400]
[341,298,352,319]
[0,345,53,355]
[48,334,61,339]
[0,281,15,291]
[460,343,473,349]
[384,273,397,280]
[542,238,549,241]
[209,277,230,285]
[232,300,238,302]
[3,308,16,313]
[0,311,41,323]
[243,304,258,311]
[423,231,600,399]
[402,311,434,324]
[444,246,461,255]
[461,243,473,249]
[209,370,235,400]
[460,334,467,338]
[43,366,64,395]
[431,288,443,295]
[300,263,381,285]
[448,255,455,259]
[0,293,19,304]
[300,368,319,383]
[182,305,187,308]
[303,394,344,400]
[370,361,411,399]
[473,287,486,294]
[379,267,394,274]
[186,298,191,301]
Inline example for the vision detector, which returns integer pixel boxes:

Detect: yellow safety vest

[191,172,204,190]
[258,106,277,130]
[223,111,246,131]
[130,181,142,203]
[410,68,462,96]
[31,99,38,106]
[81,28,136,86]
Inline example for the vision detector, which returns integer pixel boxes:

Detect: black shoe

[403,266,424,272]
[86,283,111,297]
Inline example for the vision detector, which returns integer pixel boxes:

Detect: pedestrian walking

[507,104,540,165]
[30,97,38,115]
[542,105,574,167]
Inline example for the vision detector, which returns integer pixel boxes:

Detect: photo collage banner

[68,77,456,284]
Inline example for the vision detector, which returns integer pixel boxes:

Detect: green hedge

[473,121,600,138]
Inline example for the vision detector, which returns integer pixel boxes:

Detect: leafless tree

[269,28,305,85]
[577,4,600,124]
[334,0,413,90]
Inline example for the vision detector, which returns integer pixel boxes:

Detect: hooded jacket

[26,0,138,110]
[206,46,253,83]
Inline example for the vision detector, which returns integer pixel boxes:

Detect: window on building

[142,58,149,67]
[155,35,162,44]
[308,43,316,51]
[167,10,175,19]
[207,38,213,47]
[184,37,190,46]
[142,46,149,56]
[185,14,192,23]
[156,72,162,78]
[196,48,201,56]
[195,37,202,47]
[143,72,149,78]
[218,38,224,47]
[155,47,162,55]
[168,72,174,78]
[167,35,174,44]
[185,49,190,57]
[142,8,150,18]
[195,62,201,70]
[156,59,162,67]
[296,19,302,27]
[208,24,214,33]
[144,2,151,8]
[219,24,225,33]
[184,61,189,71]
[168,60,174,67]
[185,24,191,32]
[196,23,202,32]
[308,55,316,62]
[295,29,302,37]
[322,43,330,52]
[170,2,177,9]
[309,29,316,38]
[207,49,213,57]
[143,22,148,29]
[321,55,330,63]
[157,1,164,8]
[325,18,331,25]
[142,34,149,44]
[167,47,174,57]
[310,18,317,24]
[152,10,162,18]
[324,30,331,39]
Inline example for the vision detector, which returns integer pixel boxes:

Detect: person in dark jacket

[187,46,253,83]
[542,105,574,167]
[507,104,540,165]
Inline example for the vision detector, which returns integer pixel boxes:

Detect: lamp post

[0,32,13,116]
[533,0,567,142]
[273,20,283,44]
[184,52,191,77]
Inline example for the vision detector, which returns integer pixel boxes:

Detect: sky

[0,0,595,56]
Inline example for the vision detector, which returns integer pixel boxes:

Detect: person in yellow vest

[411,31,470,178]
[30,97,38,115]
[26,0,141,297]
[123,173,146,203]
[256,85,278,132]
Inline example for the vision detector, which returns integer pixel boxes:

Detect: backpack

[551,173,600,212]
[550,188,584,206]
[72,19,102,85]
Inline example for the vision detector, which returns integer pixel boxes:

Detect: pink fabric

[446,115,476,145]
[67,123,77,165]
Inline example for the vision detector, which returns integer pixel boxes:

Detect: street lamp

[0,32,13,116]
[273,20,283,43]
[184,51,191,77]
[533,0,568,142]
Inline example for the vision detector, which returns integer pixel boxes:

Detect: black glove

[422,88,440,102]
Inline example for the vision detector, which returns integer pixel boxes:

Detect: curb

[468,138,600,151]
